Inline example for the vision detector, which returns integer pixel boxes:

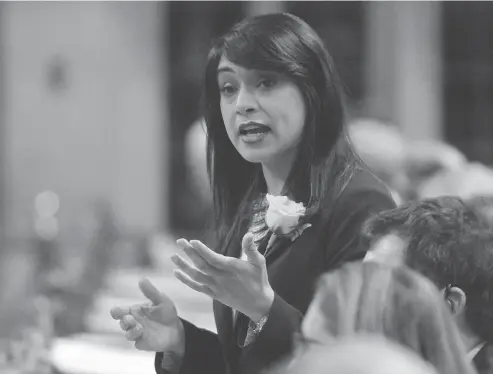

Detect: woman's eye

[219,84,237,96]
[259,78,277,89]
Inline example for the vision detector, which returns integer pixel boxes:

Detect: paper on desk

[50,337,154,374]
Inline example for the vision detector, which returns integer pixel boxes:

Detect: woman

[299,262,476,374]
[110,13,395,374]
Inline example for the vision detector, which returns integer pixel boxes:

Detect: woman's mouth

[238,122,271,143]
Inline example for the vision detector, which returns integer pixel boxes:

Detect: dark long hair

[203,13,360,252]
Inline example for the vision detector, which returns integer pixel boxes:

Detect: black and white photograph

[0,1,493,374]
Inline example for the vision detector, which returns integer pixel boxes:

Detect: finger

[120,315,137,331]
[134,339,148,351]
[177,238,221,270]
[134,338,155,351]
[171,254,214,286]
[138,278,169,306]
[187,239,232,269]
[110,306,131,320]
[139,305,152,318]
[129,304,152,326]
[180,242,218,274]
[120,319,130,331]
[242,232,265,265]
[173,269,214,298]
[125,325,143,341]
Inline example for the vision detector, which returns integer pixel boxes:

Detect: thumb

[138,278,170,306]
[242,232,264,265]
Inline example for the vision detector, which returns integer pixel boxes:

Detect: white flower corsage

[264,194,312,248]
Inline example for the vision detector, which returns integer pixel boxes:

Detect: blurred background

[0,1,492,373]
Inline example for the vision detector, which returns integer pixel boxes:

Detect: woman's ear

[443,285,467,315]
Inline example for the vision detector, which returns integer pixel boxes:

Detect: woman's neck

[262,166,286,196]
[261,152,297,196]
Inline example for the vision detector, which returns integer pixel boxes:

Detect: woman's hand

[172,232,274,322]
[110,279,185,356]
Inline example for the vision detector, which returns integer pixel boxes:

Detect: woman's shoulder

[342,166,394,199]
[313,166,398,259]
[327,167,397,219]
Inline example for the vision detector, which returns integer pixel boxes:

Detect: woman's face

[217,56,306,167]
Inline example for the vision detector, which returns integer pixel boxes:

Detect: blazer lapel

[263,235,290,264]
[264,217,318,265]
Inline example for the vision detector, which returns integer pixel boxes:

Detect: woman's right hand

[110,278,185,355]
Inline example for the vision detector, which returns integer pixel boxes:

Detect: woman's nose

[236,87,258,115]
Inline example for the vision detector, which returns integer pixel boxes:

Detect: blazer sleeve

[154,318,226,374]
[241,186,396,367]
[241,292,303,368]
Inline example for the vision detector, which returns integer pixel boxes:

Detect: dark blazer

[155,168,396,374]
[474,344,493,374]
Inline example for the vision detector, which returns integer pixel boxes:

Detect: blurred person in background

[348,118,408,205]
[269,335,439,374]
[404,140,467,200]
[184,117,211,208]
[347,121,469,203]
[183,116,214,240]
[110,12,395,374]
[363,196,493,374]
[417,162,493,201]
[299,262,475,374]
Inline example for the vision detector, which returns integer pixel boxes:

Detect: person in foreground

[298,262,476,374]
[110,12,395,374]
[270,335,439,374]
[363,196,493,373]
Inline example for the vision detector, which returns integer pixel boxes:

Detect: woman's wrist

[160,319,186,372]
[249,287,275,323]
[170,319,186,356]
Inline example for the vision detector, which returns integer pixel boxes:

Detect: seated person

[270,335,438,374]
[296,262,474,374]
[362,196,493,373]
[404,140,467,200]
[348,118,407,204]
[417,162,493,201]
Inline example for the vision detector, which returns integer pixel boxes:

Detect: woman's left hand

[171,233,274,322]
